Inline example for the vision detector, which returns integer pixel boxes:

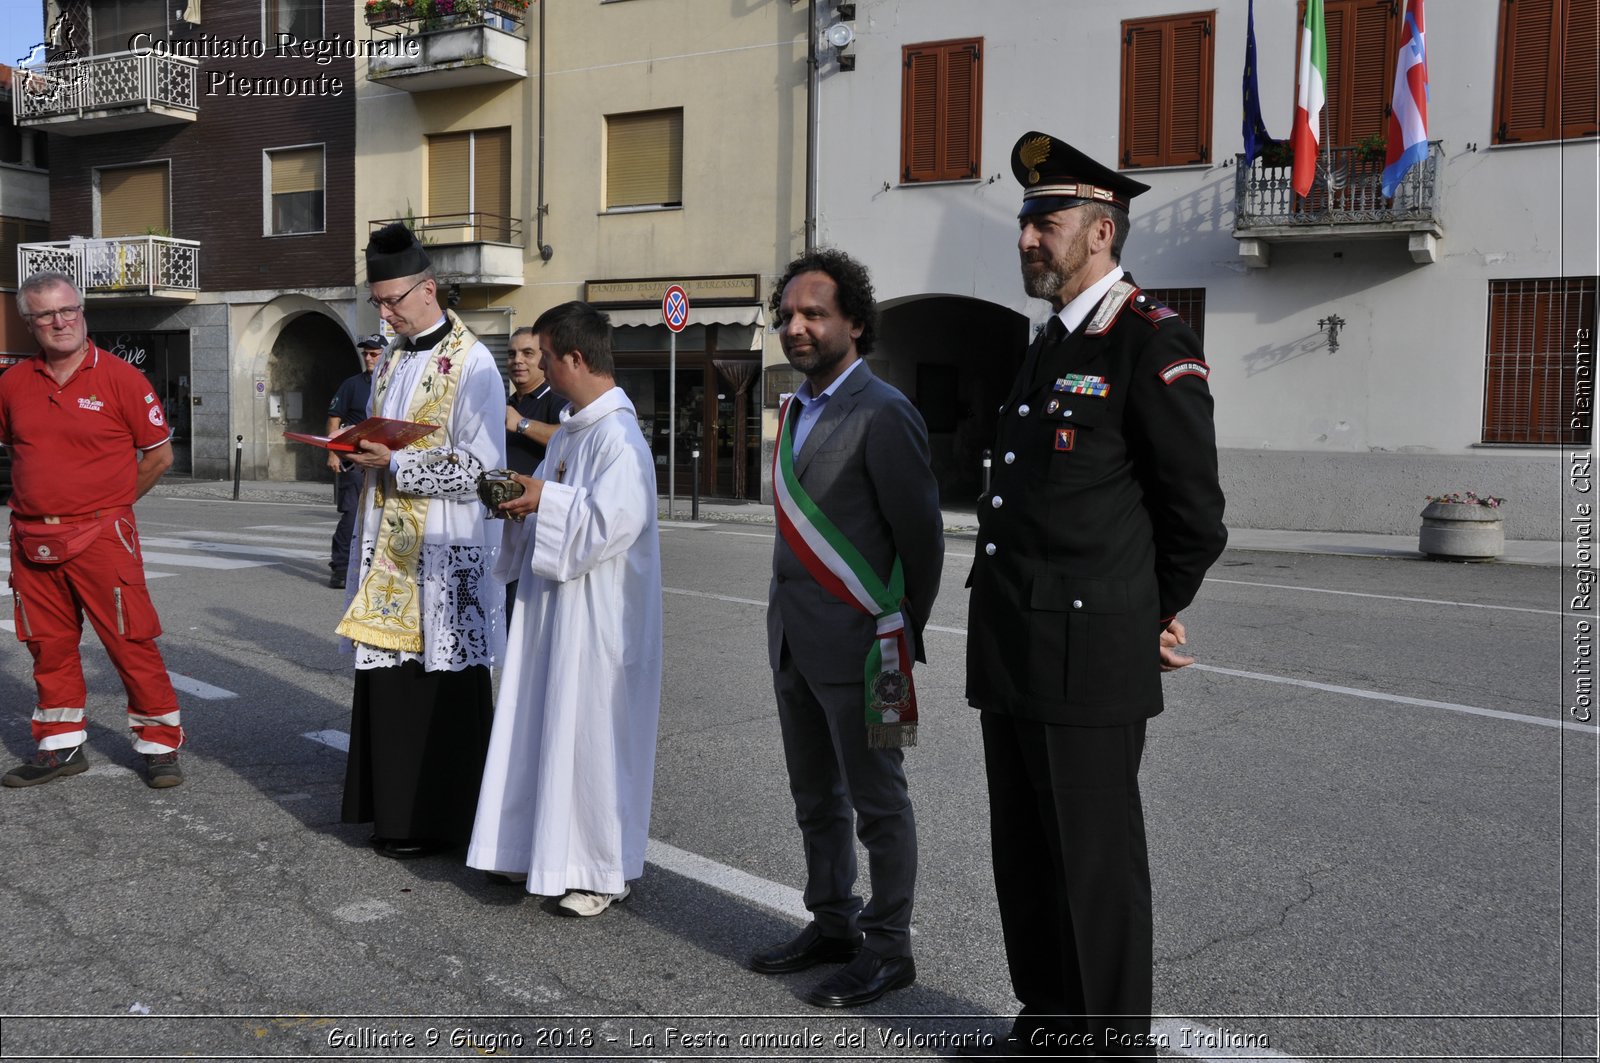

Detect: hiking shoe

[556,885,630,917]
[143,751,184,789]
[3,746,90,787]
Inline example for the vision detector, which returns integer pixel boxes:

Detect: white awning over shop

[603,303,766,340]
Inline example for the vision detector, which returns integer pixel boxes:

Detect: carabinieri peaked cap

[365,221,432,282]
[1012,131,1151,217]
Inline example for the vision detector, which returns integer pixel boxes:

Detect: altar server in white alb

[467,300,663,918]
[338,222,507,860]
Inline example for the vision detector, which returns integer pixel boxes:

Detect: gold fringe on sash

[336,312,476,653]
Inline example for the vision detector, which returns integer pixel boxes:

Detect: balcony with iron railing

[18,236,201,301]
[1232,141,1444,267]
[11,51,199,135]
[366,0,529,91]
[369,213,523,287]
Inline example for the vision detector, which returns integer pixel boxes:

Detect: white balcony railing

[18,236,201,298]
[11,51,198,127]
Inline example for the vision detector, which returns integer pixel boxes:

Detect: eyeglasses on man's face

[366,277,428,310]
[22,305,83,325]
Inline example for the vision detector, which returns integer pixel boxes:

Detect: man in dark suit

[753,249,944,1008]
[964,133,1228,1057]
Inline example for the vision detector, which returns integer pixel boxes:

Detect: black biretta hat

[365,222,431,282]
[1012,131,1151,216]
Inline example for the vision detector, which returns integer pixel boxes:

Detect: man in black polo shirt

[325,334,384,589]
[504,325,565,475]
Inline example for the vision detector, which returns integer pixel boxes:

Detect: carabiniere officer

[964,131,1228,1057]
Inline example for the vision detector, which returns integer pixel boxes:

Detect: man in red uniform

[0,271,184,788]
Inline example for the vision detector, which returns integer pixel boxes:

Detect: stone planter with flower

[1418,492,1505,561]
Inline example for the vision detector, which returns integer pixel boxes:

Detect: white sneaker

[557,885,630,917]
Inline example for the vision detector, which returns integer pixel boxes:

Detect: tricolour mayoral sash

[772,396,917,748]
[336,311,474,653]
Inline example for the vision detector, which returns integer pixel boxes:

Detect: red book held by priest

[283,416,439,452]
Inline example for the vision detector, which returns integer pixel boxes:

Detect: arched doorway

[876,295,1028,501]
[266,312,358,481]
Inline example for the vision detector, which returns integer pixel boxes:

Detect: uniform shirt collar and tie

[791,357,863,453]
[1050,265,1125,339]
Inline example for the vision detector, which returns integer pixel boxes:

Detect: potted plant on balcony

[1418,491,1506,561]
[364,0,415,26]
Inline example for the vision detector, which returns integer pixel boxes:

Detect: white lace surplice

[347,336,508,672]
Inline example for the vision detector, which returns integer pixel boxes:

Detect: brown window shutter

[902,47,940,181]
[473,128,511,240]
[1122,24,1166,168]
[1167,16,1213,164]
[1481,277,1597,444]
[1562,0,1600,137]
[1348,1,1397,143]
[427,132,472,218]
[940,44,980,178]
[99,164,169,236]
[1123,14,1213,168]
[1495,0,1560,142]
[605,109,683,209]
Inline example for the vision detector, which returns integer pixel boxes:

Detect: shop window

[1142,287,1206,347]
[428,128,512,241]
[265,0,322,40]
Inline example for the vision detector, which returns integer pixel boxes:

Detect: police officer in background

[325,334,385,589]
[963,133,1227,1058]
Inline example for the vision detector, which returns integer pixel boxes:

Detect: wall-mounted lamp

[1317,313,1345,354]
[825,20,856,69]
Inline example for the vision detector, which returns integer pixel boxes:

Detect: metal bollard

[233,435,243,500]
[691,448,700,521]
[981,448,992,497]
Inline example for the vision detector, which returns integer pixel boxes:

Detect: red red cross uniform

[0,345,182,753]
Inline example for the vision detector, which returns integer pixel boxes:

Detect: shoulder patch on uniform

[1129,290,1182,327]
[1159,358,1210,385]
[1084,280,1138,336]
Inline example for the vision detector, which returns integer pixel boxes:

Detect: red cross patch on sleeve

[1159,359,1210,385]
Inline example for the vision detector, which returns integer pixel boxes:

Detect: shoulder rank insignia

[1159,359,1211,385]
[1132,291,1181,325]
[1084,280,1138,336]
[1053,373,1110,397]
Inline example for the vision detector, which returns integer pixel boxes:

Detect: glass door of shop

[91,329,192,476]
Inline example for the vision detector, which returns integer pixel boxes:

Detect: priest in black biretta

[337,217,507,862]
[963,130,1228,1058]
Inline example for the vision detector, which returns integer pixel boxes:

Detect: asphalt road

[0,494,1592,1062]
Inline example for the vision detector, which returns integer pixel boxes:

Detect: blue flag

[1242,0,1274,167]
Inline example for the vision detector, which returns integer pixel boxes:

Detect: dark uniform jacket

[966,273,1227,725]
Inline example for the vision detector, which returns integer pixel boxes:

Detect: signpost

[662,284,689,518]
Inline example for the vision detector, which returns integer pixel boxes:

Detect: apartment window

[1493,0,1599,144]
[1142,287,1207,348]
[427,128,511,241]
[265,0,323,40]
[97,163,170,236]
[91,0,165,56]
[1296,0,1398,148]
[605,109,683,210]
[1482,278,1596,445]
[0,217,50,289]
[265,145,325,236]
[1120,14,1213,168]
[901,38,982,183]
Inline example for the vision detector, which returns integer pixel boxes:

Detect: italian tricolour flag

[1291,0,1327,197]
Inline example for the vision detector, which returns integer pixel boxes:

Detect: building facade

[353,0,810,500]
[16,0,362,480]
[811,0,1597,537]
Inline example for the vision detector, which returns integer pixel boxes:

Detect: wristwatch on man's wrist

[516,418,531,435]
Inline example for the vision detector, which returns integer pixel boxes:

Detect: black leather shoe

[804,948,915,1008]
[370,837,443,860]
[750,924,863,974]
[329,572,346,589]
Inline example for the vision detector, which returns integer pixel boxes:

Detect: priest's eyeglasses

[22,305,82,324]
[367,278,428,310]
